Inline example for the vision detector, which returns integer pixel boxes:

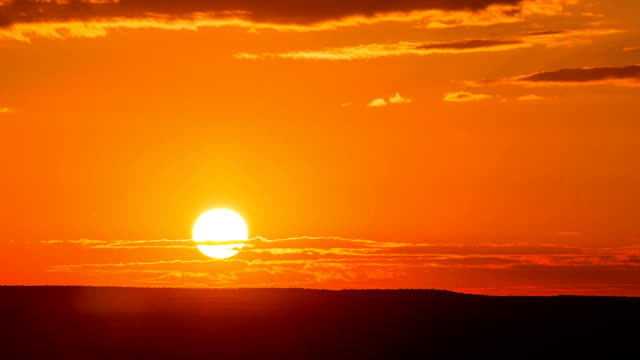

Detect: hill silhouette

[1,286,638,359]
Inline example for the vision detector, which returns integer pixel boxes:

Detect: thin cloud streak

[46,236,640,267]
[469,64,640,87]
[517,94,546,100]
[235,39,531,61]
[518,64,640,84]
[443,91,492,102]
[42,235,410,249]
[43,235,640,292]
[235,27,620,61]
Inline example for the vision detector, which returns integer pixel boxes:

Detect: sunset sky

[2,0,639,296]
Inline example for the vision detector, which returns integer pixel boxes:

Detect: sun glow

[192,209,248,259]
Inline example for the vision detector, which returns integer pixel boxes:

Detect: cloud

[43,235,640,293]
[236,39,531,60]
[443,91,492,102]
[514,64,640,86]
[42,235,409,250]
[42,238,196,249]
[46,235,640,266]
[517,94,545,100]
[471,64,640,87]
[389,92,412,104]
[0,107,14,113]
[0,0,585,41]
[367,92,413,107]
[417,39,523,51]
[418,0,578,29]
[236,27,620,61]
[0,0,536,41]
[368,98,388,107]
[519,28,622,48]
[623,47,640,52]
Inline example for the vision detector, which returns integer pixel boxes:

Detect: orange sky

[1,0,640,296]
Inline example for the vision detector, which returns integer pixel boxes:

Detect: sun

[193,209,248,259]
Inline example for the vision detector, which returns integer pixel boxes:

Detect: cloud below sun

[41,235,640,295]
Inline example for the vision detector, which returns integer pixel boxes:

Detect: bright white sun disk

[193,209,248,259]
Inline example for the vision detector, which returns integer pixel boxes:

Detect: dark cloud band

[416,39,522,50]
[517,64,640,83]
[0,0,523,27]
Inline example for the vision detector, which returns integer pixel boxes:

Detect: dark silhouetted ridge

[1,286,638,359]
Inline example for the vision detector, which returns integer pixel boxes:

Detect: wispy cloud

[443,91,492,102]
[419,0,579,29]
[368,98,388,107]
[519,28,622,47]
[367,92,413,107]
[42,235,408,250]
[236,39,530,61]
[0,0,577,42]
[236,27,620,61]
[43,239,196,249]
[0,107,14,113]
[517,94,546,100]
[44,236,640,265]
[388,92,413,104]
[529,64,637,86]
[469,64,640,87]
[40,233,640,295]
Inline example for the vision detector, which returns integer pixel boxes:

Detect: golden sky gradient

[1,0,640,295]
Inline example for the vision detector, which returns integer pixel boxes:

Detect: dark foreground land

[1,287,639,359]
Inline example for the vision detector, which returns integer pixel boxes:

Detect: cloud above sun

[235,28,621,61]
[368,93,413,107]
[514,64,640,86]
[236,39,531,61]
[0,0,581,41]
[517,94,546,101]
[471,64,640,87]
[443,91,492,102]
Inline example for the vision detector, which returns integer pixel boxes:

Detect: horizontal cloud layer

[517,64,640,85]
[443,91,492,102]
[472,64,640,87]
[42,236,640,294]
[0,0,580,41]
[0,0,525,26]
[236,39,531,60]
[236,28,620,60]
[0,0,521,38]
